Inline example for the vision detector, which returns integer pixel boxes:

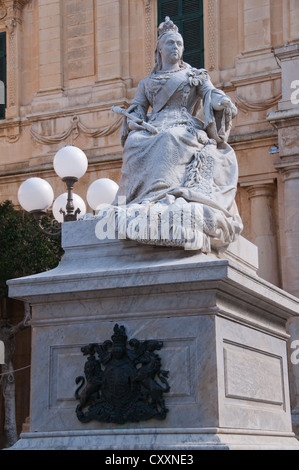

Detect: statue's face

[159,32,184,65]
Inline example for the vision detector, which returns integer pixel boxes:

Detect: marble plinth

[7,220,299,450]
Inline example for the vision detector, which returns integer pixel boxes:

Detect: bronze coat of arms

[75,324,170,424]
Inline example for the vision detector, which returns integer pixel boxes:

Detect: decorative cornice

[0,152,123,180]
[281,165,299,182]
[274,43,299,61]
[2,0,30,9]
[239,174,278,187]
[27,98,131,122]
[231,70,281,87]
[245,182,277,199]
[267,108,299,129]
[228,128,277,146]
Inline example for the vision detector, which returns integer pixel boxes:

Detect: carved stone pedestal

[7,219,299,450]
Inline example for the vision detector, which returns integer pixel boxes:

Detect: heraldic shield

[75,324,170,424]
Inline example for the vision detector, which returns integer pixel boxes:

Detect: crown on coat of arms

[111,323,127,346]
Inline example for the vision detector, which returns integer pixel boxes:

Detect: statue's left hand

[213,96,233,111]
[213,96,237,118]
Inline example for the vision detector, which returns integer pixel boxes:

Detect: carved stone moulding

[0,0,30,22]
[2,0,30,10]
[0,118,21,142]
[0,6,6,19]
[30,113,124,146]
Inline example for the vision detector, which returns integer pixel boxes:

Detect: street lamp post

[53,145,88,222]
[17,145,119,235]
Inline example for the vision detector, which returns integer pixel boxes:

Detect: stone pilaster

[37,0,64,94]
[267,43,299,298]
[203,0,220,83]
[281,166,299,298]
[3,0,30,119]
[96,0,129,83]
[242,181,280,286]
[143,0,156,75]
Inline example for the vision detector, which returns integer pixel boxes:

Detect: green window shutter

[0,32,6,119]
[158,0,204,69]
[159,0,179,18]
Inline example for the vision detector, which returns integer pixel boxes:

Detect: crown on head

[111,324,127,346]
[158,16,179,38]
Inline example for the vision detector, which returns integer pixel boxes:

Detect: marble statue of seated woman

[99,17,243,252]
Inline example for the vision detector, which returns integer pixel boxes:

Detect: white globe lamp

[53,146,88,221]
[86,178,119,211]
[52,192,86,223]
[17,146,91,234]
[53,145,88,180]
[18,177,54,212]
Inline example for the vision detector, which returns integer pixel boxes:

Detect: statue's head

[153,17,185,72]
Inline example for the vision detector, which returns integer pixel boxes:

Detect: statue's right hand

[128,121,145,131]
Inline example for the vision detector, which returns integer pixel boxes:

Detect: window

[158,0,204,69]
[0,32,6,119]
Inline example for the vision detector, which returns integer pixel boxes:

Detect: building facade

[0,0,299,444]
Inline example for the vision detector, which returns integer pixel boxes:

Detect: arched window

[0,32,6,120]
[158,0,204,69]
